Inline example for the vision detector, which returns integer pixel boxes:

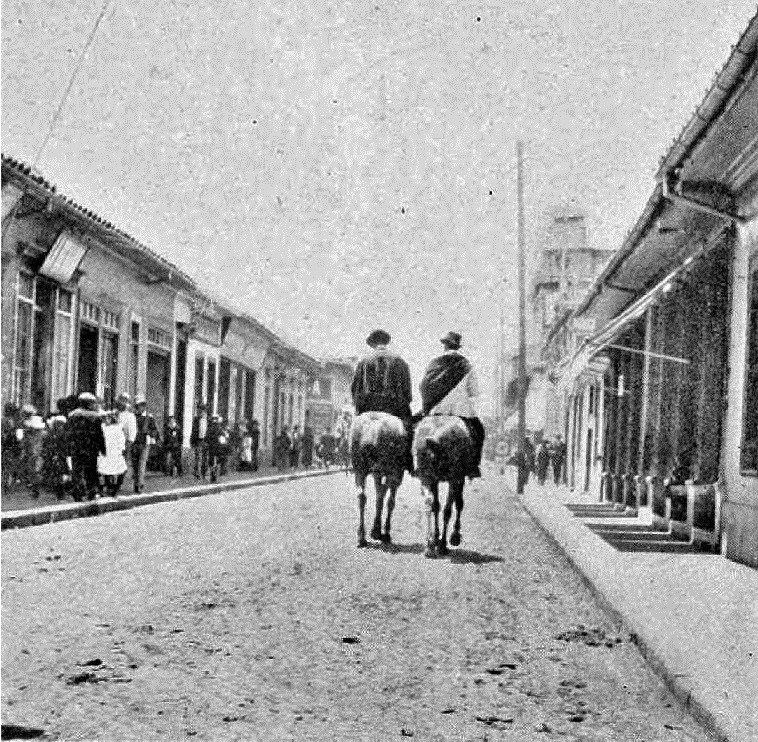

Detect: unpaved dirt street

[2,469,709,741]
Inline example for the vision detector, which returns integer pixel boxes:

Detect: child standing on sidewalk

[98,411,128,497]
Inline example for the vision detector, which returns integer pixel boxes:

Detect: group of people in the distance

[270,410,353,472]
[512,434,567,490]
[351,328,485,479]
[188,403,261,483]
[2,392,266,502]
[2,391,162,501]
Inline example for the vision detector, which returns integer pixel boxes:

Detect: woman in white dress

[98,411,128,497]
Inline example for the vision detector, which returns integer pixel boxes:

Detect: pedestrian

[301,413,315,469]
[163,415,183,478]
[44,406,72,499]
[98,410,128,497]
[207,414,228,483]
[20,404,47,498]
[351,328,414,474]
[238,421,252,471]
[419,331,485,479]
[249,419,260,472]
[535,439,550,486]
[132,396,159,494]
[516,437,535,491]
[115,393,137,472]
[190,403,210,480]
[66,392,106,501]
[290,424,301,468]
[318,430,336,468]
[274,426,292,471]
[550,434,566,485]
[2,402,22,492]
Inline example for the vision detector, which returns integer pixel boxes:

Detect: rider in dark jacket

[351,329,414,473]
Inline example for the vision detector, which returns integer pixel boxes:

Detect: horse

[351,411,408,548]
[413,415,475,558]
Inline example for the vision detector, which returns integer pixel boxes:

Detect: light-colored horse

[413,415,474,558]
[351,411,407,548]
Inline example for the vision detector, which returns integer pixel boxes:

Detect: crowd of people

[1,393,270,502]
[270,411,352,472]
[512,435,567,491]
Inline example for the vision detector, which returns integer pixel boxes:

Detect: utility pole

[516,141,527,495]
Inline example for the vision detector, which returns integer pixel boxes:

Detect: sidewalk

[1,464,346,531]
[515,471,757,742]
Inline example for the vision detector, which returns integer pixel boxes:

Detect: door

[175,333,187,431]
[146,350,170,435]
[100,332,118,409]
[77,324,99,395]
[218,357,231,422]
[244,370,255,422]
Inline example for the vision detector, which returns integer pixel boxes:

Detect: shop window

[740,262,758,475]
[14,296,33,407]
[52,288,74,404]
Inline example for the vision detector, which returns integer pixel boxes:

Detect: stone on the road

[1,471,709,741]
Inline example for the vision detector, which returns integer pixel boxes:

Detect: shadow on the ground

[1,725,46,740]
[448,548,504,564]
[363,541,425,555]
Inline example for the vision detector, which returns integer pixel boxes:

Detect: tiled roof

[2,153,317,366]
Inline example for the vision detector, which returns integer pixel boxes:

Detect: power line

[33,0,114,167]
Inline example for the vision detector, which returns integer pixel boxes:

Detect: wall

[721,213,758,567]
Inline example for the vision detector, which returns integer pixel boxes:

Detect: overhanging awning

[555,224,728,389]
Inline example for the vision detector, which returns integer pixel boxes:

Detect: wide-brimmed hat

[21,403,37,416]
[440,331,462,349]
[366,329,391,347]
[197,402,208,411]
[78,392,97,403]
[134,396,146,406]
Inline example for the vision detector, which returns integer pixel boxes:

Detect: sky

[2,0,755,412]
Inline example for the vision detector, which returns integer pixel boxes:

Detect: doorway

[77,324,99,395]
[146,350,170,434]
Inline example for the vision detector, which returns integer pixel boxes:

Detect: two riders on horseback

[349,328,485,550]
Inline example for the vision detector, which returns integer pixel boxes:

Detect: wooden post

[516,141,527,494]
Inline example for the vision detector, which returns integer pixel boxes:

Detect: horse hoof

[357,537,368,548]
[424,546,436,559]
[449,533,461,547]
[370,526,382,541]
[381,533,392,545]
[437,542,449,556]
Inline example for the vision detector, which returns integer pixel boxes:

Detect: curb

[2,468,346,531]
[516,490,730,742]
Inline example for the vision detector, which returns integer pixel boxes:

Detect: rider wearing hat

[420,331,485,479]
[351,329,414,473]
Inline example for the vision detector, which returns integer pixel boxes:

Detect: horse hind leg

[370,473,386,541]
[449,479,465,547]
[356,472,368,548]
[423,481,440,558]
[438,484,457,556]
[382,479,399,544]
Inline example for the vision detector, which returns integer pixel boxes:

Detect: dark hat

[197,402,207,411]
[366,329,391,347]
[440,331,462,349]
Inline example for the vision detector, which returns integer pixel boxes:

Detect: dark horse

[351,411,407,547]
[413,415,474,558]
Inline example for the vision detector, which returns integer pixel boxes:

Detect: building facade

[548,14,758,567]
[1,155,318,467]
[305,358,356,436]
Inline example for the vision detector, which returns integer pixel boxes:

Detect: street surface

[2,468,708,741]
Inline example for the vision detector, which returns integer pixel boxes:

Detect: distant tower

[530,208,611,355]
